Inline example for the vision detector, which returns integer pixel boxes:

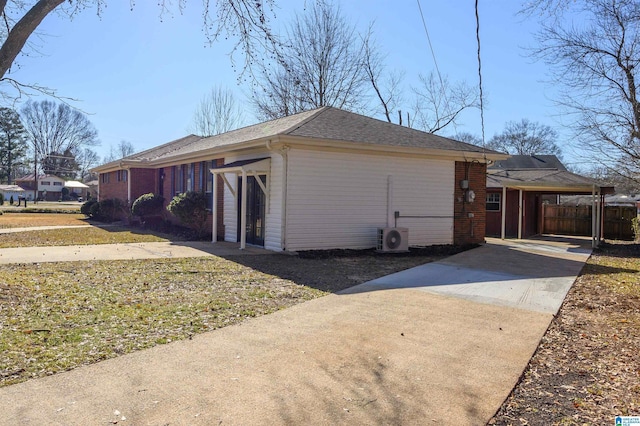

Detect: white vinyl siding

[221,153,283,250]
[284,149,454,251]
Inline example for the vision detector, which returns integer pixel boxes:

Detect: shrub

[9,195,13,205]
[131,193,165,220]
[84,198,125,223]
[167,191,209,238]
[81,199,98,217]
[632,216,640,242]
[0,193,3,205]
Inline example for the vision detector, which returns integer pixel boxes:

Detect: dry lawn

[0,226,175,248]
[0,213,88,228]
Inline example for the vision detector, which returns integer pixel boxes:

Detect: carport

[487,166,614,249]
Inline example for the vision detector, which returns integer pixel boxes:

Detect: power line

[475,0,487,150]
[416,0,444,89]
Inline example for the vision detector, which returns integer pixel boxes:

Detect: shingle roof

[488,155,567,171]
[116,107,500,165]
[487,169,600,188]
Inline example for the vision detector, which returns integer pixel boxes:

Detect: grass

[0,257,326,387]
[0,226,175,248]
[0,213,88,228]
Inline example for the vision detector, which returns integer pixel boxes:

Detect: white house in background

[15,174,67,201]
[0,184,26,202]
[64,180,89,200]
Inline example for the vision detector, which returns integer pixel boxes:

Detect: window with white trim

[486,193,501,211]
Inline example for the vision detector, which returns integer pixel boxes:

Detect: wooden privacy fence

[542,205,636,240]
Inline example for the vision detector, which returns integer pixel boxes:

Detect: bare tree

[523,0,640,183]
[104,140,135,163]
[75,147,99,181]
[410,72,479,134]
[190,86,244,136]
[251,1,372,120]
[451,132,483,146]
[0,1,282,100]
[21,100,98,175]
[362,30,404,123]
[487,119,563,157]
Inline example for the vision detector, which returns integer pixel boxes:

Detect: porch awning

[210,157,271,250]
[210,157,271,175]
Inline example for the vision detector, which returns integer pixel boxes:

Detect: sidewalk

[0,237,592,425]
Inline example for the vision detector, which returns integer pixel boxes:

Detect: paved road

[0,236,592,425]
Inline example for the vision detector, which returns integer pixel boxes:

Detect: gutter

[266,139,289,251]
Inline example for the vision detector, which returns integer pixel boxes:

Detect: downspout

[266,140,289,251]
[591,185,596,249]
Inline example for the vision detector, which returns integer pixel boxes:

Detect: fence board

[542,205,635,240]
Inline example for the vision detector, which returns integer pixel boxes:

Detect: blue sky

[8,1,565,165]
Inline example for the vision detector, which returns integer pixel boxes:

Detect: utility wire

[416,0,458,134]
[416,0,444,89]
[475,0,487,152]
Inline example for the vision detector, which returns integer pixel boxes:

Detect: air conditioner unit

[377,227,409,252]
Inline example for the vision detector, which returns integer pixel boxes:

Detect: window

[173,165,183,196]
[117,170,128,182]
[53,181,63,186]
[204,160,214,210]
[42,181,50,186]
[486,193,501,211]
[187,163,194,192]
[101,173,110,184]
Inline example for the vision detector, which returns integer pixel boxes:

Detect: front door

[237,175,266,246]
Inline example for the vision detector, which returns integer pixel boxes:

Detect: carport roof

[487,168,614,194]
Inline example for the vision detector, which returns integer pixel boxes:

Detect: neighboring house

[64,180,90,200]
[15,174,66,201]
[486,155,614,244]
[85,179,99,200]
[0,184,26,202]
[92,107,507,252]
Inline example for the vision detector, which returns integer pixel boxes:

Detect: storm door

[237,175,266,246]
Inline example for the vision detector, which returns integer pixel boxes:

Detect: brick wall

[130,168,156,202]
[453,161,487,245]
[98,171,127,203]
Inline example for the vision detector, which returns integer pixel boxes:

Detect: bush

[632,217,640,242]
[167,191,209,238]
[0,193,3,205]
[131,193,165,220]
[9,195,13,205]
[83,198,126,223]
[81,199,98,217]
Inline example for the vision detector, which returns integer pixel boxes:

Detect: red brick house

[92,107,506,251]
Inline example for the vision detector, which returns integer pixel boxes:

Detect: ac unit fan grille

[385,230,402,249]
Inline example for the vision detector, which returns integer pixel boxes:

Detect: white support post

[501,186,507,239]
[240,170,247,250]
[518,189,523,239]
[212,173,218,243]
[596,190,602,247]
[591,186,597,249]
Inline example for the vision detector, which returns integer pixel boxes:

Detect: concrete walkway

[0,236,592,425]
[0,241,271,264]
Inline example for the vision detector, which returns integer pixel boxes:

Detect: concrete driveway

[0,236,592,425]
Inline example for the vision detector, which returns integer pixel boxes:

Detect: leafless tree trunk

[524,0,640,183]
[190,86,244,136]
[362,29,404,123]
